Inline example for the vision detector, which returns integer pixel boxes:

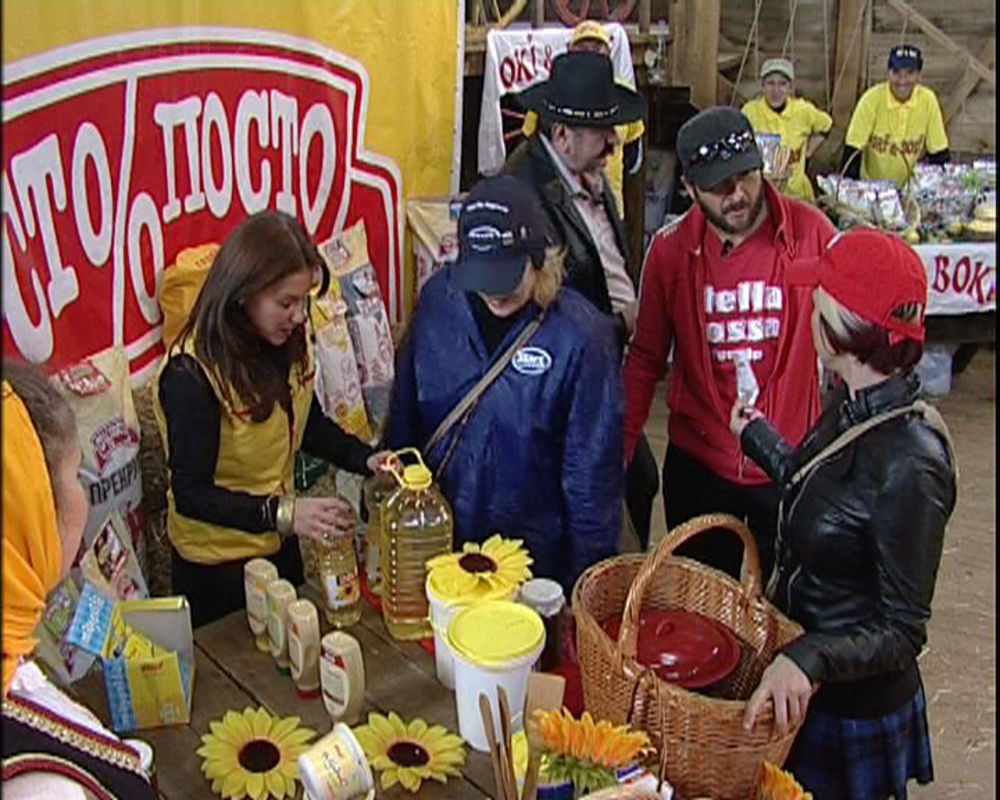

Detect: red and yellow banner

[2,1,460,379]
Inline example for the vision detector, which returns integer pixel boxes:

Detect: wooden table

[74,590,495,799]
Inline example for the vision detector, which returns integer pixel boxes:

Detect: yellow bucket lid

[447,600,545,668]
[426,569,516,605]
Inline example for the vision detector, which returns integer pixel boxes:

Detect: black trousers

[171,536,304,629]
[662,443,779,581]
[626,433,660,550]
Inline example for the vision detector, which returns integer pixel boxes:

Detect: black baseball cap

[453,175,547,295]
[888,44,922,71]
[676,106,763,191]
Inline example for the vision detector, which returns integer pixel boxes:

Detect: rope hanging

[827,0,871,113]
[822,0,831,108]
[731,0,766,107]
[781,0,800,61]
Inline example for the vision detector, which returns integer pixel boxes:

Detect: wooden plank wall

[716,0,994,155]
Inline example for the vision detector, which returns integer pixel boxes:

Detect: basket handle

[625,667,669,791]
[616,513,763,662]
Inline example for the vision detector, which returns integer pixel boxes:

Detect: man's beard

[696,185,765,235]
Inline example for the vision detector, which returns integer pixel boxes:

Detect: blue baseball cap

[888,45,922,71]
[453,176,547,295]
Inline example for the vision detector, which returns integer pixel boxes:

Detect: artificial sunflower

[756,760,814,800]
[534,709,651,796]
[197,706,315,800]
[352,711,466,792]
[425,534,532,596]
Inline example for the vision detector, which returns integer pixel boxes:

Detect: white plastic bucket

[426,577,518,690]
[447,601,545,752]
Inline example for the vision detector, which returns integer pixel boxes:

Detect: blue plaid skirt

[785,685,933,800]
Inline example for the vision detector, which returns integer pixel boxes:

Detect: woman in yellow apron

[154,211,381,628]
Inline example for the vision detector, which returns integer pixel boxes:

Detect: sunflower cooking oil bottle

[360,460,396,596]
[315,533,362,629]
[380,448,453,641]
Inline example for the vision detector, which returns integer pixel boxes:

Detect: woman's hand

[743,653,813,736]
[366,450,396,474]
[293,497,356,543]
[730,399,764,438]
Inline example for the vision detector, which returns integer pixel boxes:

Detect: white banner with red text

[916,242,996,316]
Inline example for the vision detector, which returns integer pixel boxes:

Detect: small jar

[518,578,566,672]
[266,579,297,674]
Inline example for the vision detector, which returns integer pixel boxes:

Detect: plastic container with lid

[380,448,453,641]
[426,569,518,690]
[287,598,321,698]
[447,600,545,751]
[297,722,373,800]
[243,558,278,652]
[266,579,297,674]
[601,608,740,690]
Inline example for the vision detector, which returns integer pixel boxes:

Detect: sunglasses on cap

[686,129,756,169]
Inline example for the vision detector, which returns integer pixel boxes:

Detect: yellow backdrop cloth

[2,381,62,695]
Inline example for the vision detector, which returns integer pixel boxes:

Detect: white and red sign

[477,23,636,176]
[915,242,996,316]
[3,28,403,379]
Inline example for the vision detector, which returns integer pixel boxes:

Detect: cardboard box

[66,583,195,732]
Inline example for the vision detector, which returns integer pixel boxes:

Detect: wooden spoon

[497,687,517,800]
[479,692,507,800]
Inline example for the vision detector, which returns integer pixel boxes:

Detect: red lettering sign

[2,30,403,379]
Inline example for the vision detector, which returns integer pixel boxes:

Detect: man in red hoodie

[624,107,834,579]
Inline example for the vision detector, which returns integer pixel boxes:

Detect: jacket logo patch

[512,347,552,376]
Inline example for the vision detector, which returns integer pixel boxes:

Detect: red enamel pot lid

[601,608,741,689]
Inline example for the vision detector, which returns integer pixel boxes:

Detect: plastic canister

[244,558,278,652]
[380,448,453,641]
[447,600,545,752]
[426,571,518,690]
[297,723,374,800]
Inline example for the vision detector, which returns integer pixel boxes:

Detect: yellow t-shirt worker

[843,44,950,188]
[742,57,833,202]
[521,20,644,219]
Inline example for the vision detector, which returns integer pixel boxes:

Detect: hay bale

[131,381,172,597]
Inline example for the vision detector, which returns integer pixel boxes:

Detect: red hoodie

[624,181,835,485]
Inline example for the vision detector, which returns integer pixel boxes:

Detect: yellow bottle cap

[447,600,545,668]
[401,462,432,490]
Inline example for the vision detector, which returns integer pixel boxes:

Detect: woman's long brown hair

[172,211,327,422]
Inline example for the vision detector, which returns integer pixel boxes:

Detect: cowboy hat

[513,50,645,128]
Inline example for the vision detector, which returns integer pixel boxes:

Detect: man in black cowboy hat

[505,49,659,552]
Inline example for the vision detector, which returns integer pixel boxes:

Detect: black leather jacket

[741,371,956,716]
[505,134,636,349]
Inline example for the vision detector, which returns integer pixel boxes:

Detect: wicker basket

[572,513,806,800]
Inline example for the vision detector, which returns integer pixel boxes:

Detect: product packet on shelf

[309,278,372,441]
[79,511,149,602]
[50,346,146,576]
[317,221,395,430]
[33,577,98,685]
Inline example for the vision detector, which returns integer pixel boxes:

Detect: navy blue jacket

[383,267,624,595]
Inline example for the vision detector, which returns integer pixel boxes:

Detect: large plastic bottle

[380,448,453,641]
